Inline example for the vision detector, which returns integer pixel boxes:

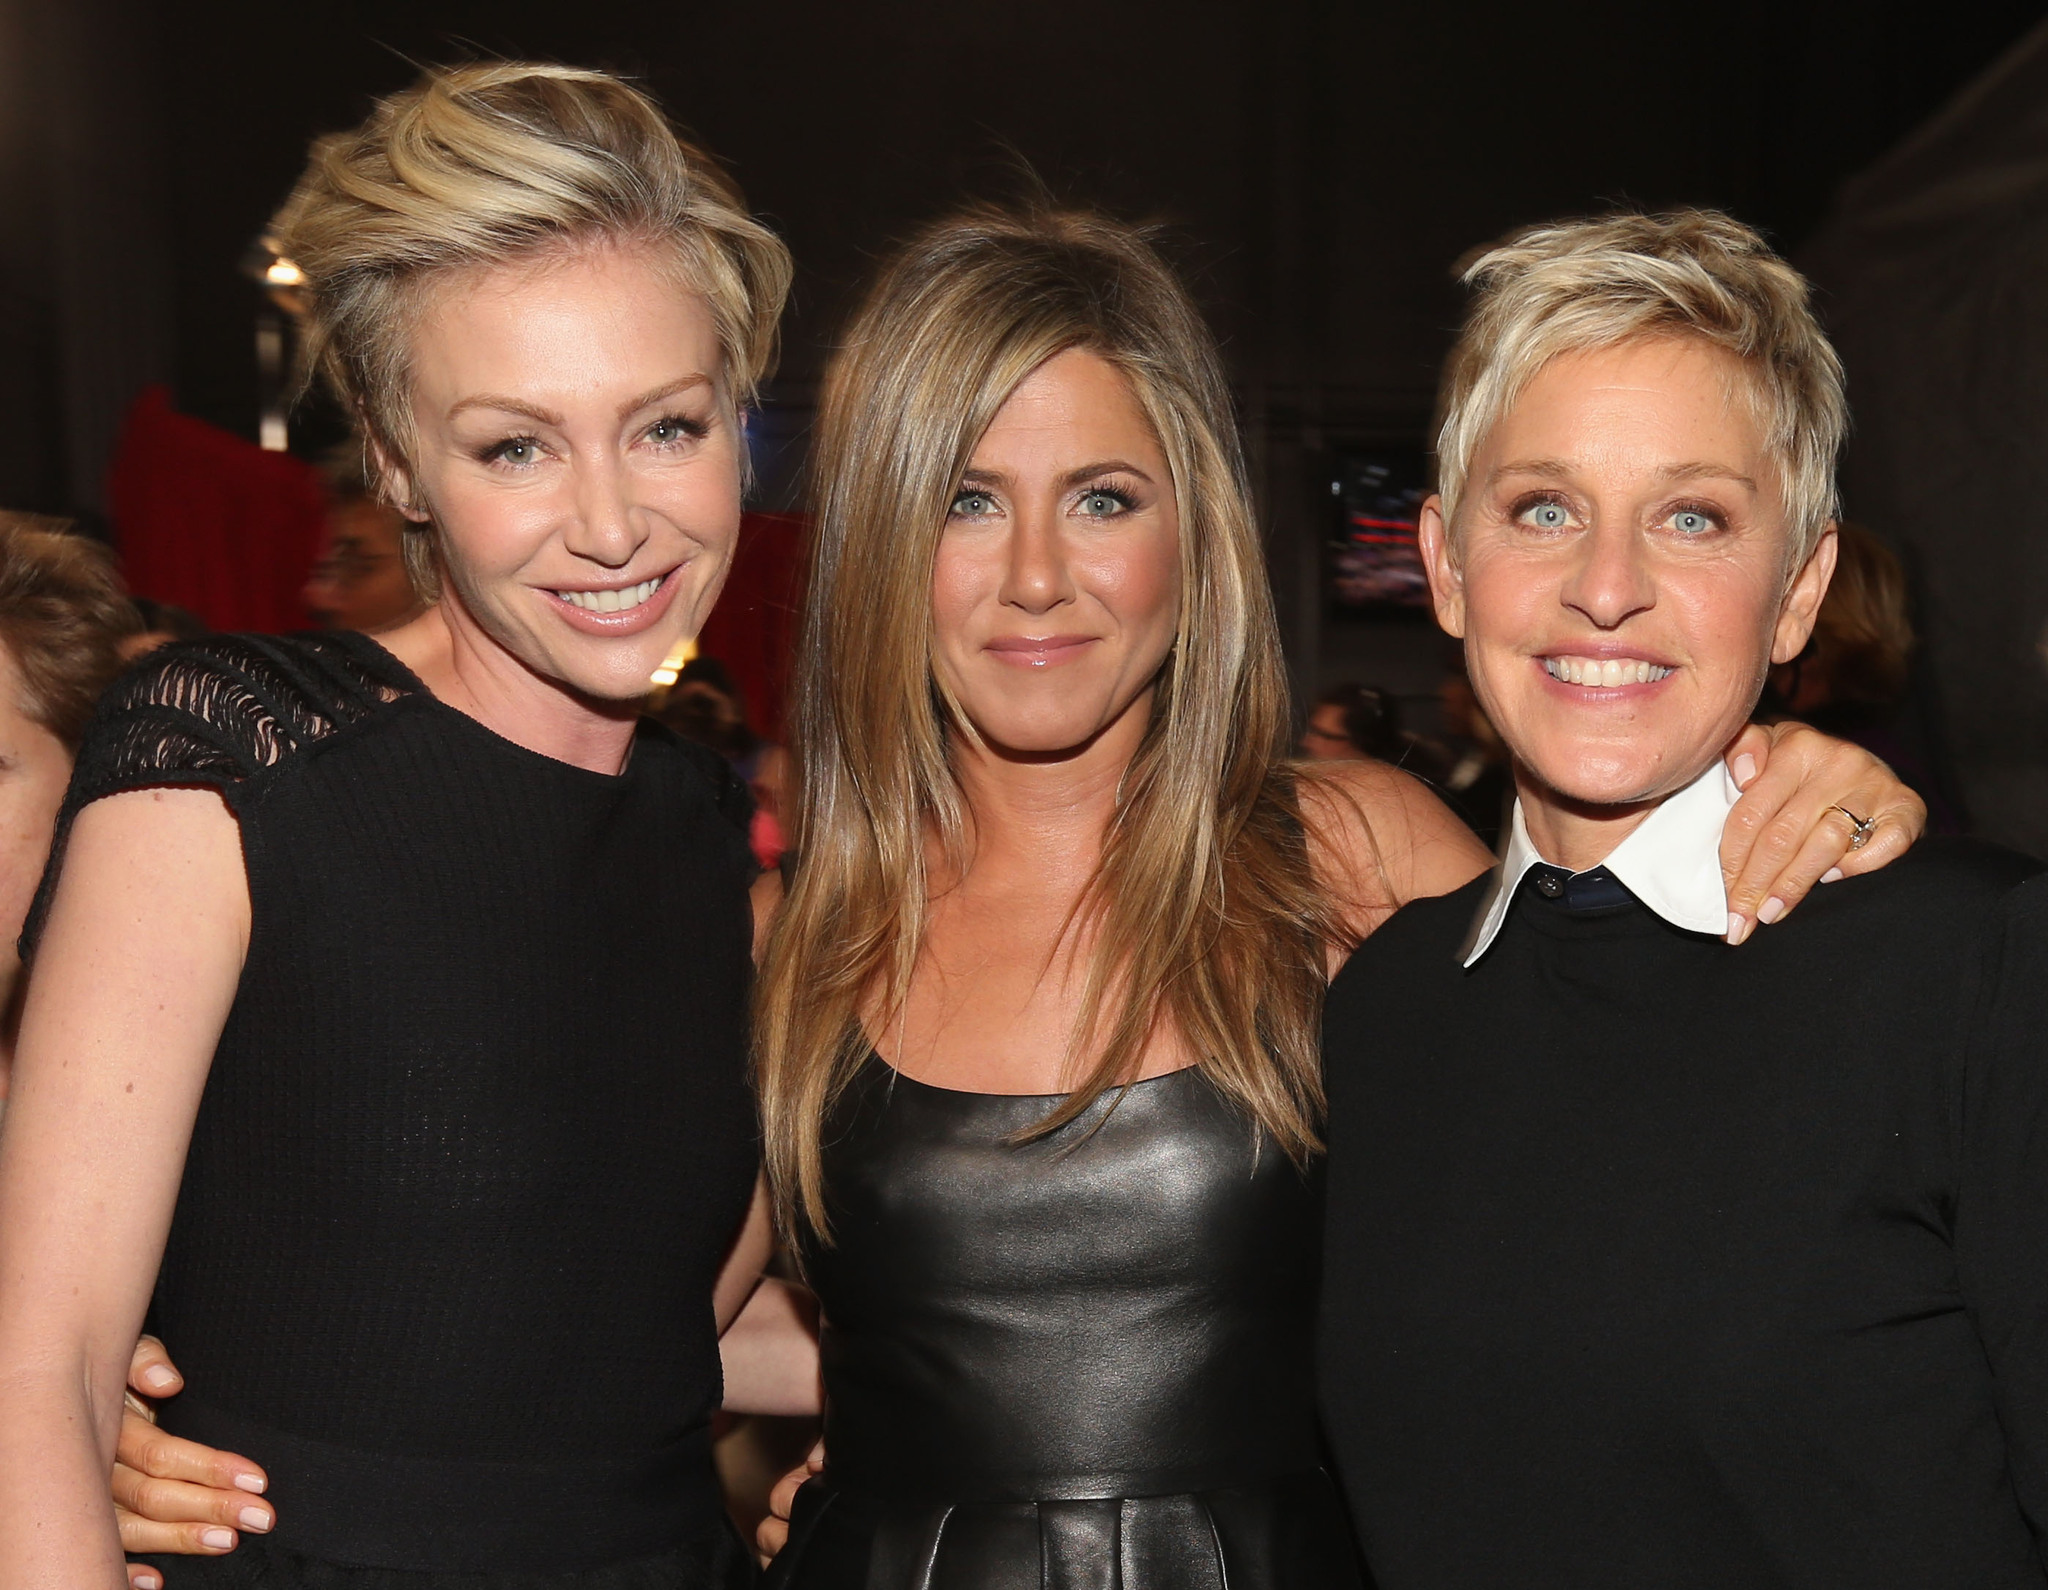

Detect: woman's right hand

[756,1438,824,1561]
[115,1336,273,1587]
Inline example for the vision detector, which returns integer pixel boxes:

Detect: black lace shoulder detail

[22,632,420,958]
[72,631,418,797]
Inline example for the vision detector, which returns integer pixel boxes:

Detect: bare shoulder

[1298,760,1493,932]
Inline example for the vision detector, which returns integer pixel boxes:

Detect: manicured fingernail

[239,1505,272,1532]
[233,1472,267,1494]
[201,1527,236,1549]
[1726,913,1752,945]
[136,1576,161,1590]
[1758,896,1785,925]
[142,1365,177,1391]
[1732,753,1758,787]
[1821,867,1844,884]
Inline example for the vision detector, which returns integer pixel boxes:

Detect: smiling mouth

[985,635,1097,666]
[1542,654,1674,688]
[554,575,666,614]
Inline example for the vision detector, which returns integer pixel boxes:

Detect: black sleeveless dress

[28,633,760,1588]
[767,1056,1363,1590]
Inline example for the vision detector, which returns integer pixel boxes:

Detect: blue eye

[1523,500,1570,530]
[1671,509,1714,535]
[1079,489,1128,517]
[951,490,997,518]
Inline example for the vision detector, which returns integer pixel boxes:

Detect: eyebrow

[1488,457,1758,492]
[957,458,1156,489]
[445,373,715,429]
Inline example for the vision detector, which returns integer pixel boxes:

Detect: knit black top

[1320,841,2048,1589]
[29,632,760,1579]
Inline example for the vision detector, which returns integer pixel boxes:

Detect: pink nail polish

[239,1505,272,1532]
[141,1366,177,1391]
[233,1472,266,1494]
[1758,897,1785,925]
[200,1526,235,1549]
[1821,867,1844,884]
[1726,913,1752,945]
[1732,753,1758,787]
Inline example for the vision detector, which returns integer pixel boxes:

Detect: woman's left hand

[1719,721,1925,943]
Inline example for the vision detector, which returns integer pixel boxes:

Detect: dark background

[3,0,2046,843]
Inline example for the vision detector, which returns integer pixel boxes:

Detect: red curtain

[697,510,805,743]
[108,387,324,634]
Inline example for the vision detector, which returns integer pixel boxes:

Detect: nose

[561,453,648,569]
[998,500,1076,616]
[1559,518,1655,629]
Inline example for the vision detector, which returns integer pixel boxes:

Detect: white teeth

[1543,655,1672,688]
[558,577,662,614]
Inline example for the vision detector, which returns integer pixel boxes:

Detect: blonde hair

[1436,209,1846,565]
[756,207,1344,1239]
[270,61,793,591]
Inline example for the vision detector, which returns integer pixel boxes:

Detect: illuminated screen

[1329,451,1430,610]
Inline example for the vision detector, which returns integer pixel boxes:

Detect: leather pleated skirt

[763,1469,1365,1590]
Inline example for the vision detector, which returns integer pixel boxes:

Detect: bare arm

[720,1270,821,1418]
[0,789,247,1589]
[1301,760,1493,960]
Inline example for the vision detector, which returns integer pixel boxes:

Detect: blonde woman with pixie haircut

[748,206,1921,1589]
[1320,211,2041,1587]
[0,63,806,1589]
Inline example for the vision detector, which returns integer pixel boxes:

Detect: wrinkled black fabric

[772,1058,1363,1589]
[38,632,760,1576]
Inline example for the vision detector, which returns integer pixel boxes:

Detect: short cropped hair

[1435,209,1846,567]
[0,516,139,749]
[270,62,794,589]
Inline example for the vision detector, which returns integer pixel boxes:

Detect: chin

[1518,740,1700,810]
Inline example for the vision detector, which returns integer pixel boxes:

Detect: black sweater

[1320,840,2048,1589]
[30,633,760,1576]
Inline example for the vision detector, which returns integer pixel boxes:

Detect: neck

[1514,768,1663,872]
[378,601,641,776]
[943,697,1151,894]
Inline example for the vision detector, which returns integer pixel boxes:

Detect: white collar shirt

[1460,761,1739,967]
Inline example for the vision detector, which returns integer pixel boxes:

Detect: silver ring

[1833,805,1876,850]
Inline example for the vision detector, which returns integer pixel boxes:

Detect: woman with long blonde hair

[751,206,1920,1588]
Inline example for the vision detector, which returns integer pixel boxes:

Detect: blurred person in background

[121,597,208,661]
[1299,681,1406,762]
[0,516,137,1100]
[659,656,786,868]
[301,445,424,631]
[1760,520,1966,830]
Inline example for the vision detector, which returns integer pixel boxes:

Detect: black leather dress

[766,1056,1363,1590]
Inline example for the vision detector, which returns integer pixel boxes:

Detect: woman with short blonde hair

[0,62,792,1589]
[1320,210,2040,1586]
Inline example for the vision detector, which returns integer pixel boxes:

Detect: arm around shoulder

[1300,760,1494,948]
[0,786,247,1588]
